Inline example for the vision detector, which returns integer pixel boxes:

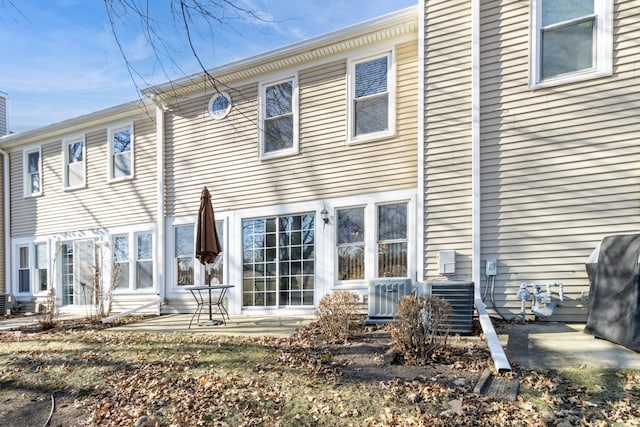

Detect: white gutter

[471,0,511,372]
[0,149,10,298]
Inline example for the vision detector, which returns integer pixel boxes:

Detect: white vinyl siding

[423,0,474,280]
[9,117,157,237]
[165,40,418,218]
[478,0,639,321]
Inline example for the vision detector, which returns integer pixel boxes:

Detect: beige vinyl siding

[423,0,473,280]
[165,41,418,217]
[10,117,157,237]
[479,0,640,322]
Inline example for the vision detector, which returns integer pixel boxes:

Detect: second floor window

[531,0,612,86]
[349,52,395,143]
[63,137,85,189]
[23,147,41,197]
[260,77,298,159]
[109,124,133,180]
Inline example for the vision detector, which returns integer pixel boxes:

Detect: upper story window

[531,0,612,87]
[23,146,42,197]
[208,92,232,120]
[348,51,395,143]
[63,136,86,189]
[108,124,133,180]
[259,76,298,159]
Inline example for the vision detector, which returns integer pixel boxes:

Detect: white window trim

[331,193,415,289]
[12,238,51,296]
[112,233,131,293]
[23,145,42,197]
[62,135,86,190]
[208,92,232,120]
[107,122,134,182]
[134,231,154,290]
[107,225,156,293]
[530,0,612,88]
[166,216,228,294]
[347,49,396,144]
[173,223,196,287]
[258,75,299,160]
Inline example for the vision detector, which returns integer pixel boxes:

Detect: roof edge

[143,6,418,100]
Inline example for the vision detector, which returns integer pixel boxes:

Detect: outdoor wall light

[320,207,329,224]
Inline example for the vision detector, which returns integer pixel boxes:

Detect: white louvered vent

[367,278,412,322]
[426,280,474,334]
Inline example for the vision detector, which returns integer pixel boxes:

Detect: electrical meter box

[486,259,497,276]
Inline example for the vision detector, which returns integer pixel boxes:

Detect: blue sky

[0,0,416,133]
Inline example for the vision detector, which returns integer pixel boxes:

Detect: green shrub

[390,295,452,365]
[316,290,363,344]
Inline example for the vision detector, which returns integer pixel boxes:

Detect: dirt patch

[0,389,86,427]
[324,328,489,386]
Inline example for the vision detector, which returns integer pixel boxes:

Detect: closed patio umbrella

[195,186,222,272]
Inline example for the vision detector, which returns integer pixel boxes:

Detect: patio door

[60,240,95,306]
[242,213,315,307]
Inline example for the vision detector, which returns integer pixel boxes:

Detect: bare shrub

[316,290,363,344]
[36,290,59,330]
[390,295,452,365]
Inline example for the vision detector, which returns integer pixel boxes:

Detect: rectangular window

[18,246,30,293]
[175,225,194,286]
[348,52,395,143]
[108,124,133,180]
[242,214,314,307]
[113,235,130,289]
[135,232,153,289]
[34,243,48,292]
[259,77,298,159]
[23,147,42,197]
[336,207,365,281]
[531,0,612,86]
[209,220,225,284]
[377,203,408,278]
[63,136,85,189]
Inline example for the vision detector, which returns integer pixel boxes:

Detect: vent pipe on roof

[0,92,8,137]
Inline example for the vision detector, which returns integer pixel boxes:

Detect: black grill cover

[584,234,640,352]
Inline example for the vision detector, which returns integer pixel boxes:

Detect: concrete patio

[106,313,316,337]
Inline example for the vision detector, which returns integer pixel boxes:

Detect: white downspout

[154,101,166,314]
[471,0,511,371]
[0,149,10,299]
[417,0,425,286]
